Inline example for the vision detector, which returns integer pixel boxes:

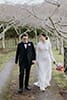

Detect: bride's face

[40,35,46,42]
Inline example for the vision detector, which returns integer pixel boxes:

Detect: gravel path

[34,80,64,100]
[0,57,15,93]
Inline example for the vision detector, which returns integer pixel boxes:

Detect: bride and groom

[15,32,56,93]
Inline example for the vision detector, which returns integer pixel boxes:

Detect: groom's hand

[32,60,36,64]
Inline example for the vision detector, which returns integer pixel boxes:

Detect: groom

[15,33,36,93]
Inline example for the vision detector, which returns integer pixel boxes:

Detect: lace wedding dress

[34,39,55,91]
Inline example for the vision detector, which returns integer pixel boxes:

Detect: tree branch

[45,0,60,7]
[49,17,67,38]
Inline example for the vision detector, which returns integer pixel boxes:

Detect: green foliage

[0,23,55,39]
[5,27,17,38]
[0,27,3,33]
[27,30,35,38]
[21,26,27,33]
[36,28,42,35]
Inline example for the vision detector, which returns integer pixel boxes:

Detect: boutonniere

[28,43,31,46]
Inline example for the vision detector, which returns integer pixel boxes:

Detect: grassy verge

[52,49,67,92]
[0,49,15,71]
[0,66,18,100]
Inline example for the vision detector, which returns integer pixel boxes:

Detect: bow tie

[24,43,27,49]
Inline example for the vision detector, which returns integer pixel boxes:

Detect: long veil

[34,36,51,82]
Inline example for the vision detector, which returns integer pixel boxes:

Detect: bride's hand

[32,60,36,64]
[53,61,56,64]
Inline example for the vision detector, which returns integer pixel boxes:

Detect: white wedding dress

[34,39,55,91]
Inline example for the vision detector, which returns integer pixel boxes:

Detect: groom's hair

[41,33,48,40]
[21,33,28,39]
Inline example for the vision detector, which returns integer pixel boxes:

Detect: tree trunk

[1,25,13,48]
[2,33,5,48]
[56,37,59,50]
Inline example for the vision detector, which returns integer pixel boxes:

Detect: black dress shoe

[17,89,23,94]
[25,86,31,91]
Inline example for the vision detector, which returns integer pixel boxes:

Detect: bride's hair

[41,33,48,40]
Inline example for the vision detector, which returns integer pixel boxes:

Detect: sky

[0,0,45,5]
[0,0,62,5]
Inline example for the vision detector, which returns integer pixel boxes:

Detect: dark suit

[15,41,36,89]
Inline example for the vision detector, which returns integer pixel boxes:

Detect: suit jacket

[15,41,36,67]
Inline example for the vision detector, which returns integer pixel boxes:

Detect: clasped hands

[32,60,36,64]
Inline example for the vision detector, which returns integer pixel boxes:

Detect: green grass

[52,49,67,91]
[53,48,64,63]
[0,50,15,71]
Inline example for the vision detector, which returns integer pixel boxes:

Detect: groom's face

[23,35,28,42]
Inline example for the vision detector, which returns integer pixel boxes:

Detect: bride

[34,33,56,91]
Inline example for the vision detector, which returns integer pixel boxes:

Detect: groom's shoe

[25,86,31,91]
[17,89,23,94]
